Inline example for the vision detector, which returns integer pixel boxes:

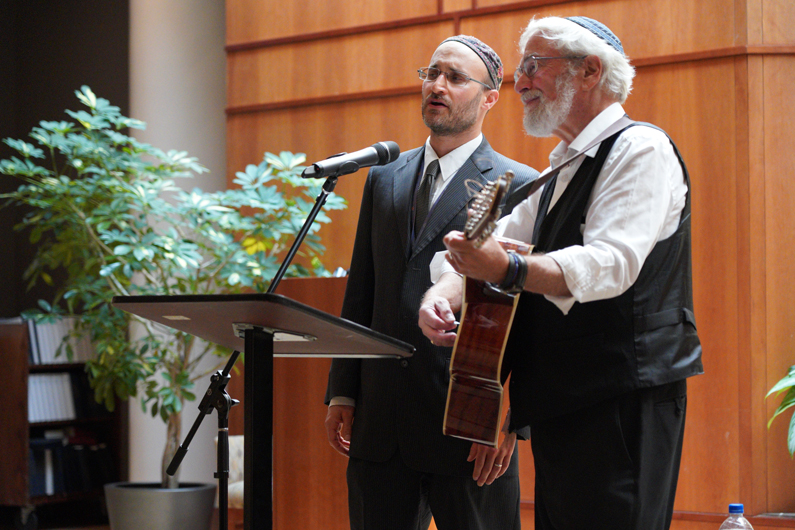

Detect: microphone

[302,141,400,178]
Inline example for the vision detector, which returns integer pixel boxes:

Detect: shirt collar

[423,133,483,183]
[549,102,625,168]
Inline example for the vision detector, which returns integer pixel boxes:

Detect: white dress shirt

[421,133,483,206]
[432,103,687,315]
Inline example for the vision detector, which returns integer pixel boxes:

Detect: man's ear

[483,88,500,111]
[581,55,603,91]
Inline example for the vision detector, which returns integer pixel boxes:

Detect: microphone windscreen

[373,141,400,165]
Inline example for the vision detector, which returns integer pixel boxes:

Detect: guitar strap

[516,115,636,201]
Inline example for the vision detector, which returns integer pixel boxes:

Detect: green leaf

[789,413,795,457]
[100,262,122,277]
[3,138,45,159]
[76,86,98,109]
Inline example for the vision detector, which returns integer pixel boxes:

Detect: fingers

[418,298,458,347]
[443,232,509,283]
[324,405,354,457]
[468,434,517,487]
[468,443,501,487]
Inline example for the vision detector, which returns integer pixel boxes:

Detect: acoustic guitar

[442,170,532,447]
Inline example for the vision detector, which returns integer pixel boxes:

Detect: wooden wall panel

[461,0,738,61]
[739,53,768,515]
[443,0,474,13]
[763,0,795,44]
[628,58,741,513]
[227,23,454,108]
[226,0,439,45]
[763,55,795,513]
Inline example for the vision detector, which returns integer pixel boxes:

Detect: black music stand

[112,293,414,530]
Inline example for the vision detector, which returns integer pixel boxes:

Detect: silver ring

[494,464,502,468]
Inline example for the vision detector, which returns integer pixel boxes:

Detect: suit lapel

[392,148,424,259]
[411,140,494,258]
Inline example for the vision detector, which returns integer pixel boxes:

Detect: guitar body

[443,275,520,446]
[441,168,532,447]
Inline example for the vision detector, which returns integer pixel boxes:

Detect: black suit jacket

[325,137,538,477]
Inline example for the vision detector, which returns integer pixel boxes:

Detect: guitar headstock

[464,170,514,247]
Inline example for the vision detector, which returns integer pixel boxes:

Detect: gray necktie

[415,159,440,232]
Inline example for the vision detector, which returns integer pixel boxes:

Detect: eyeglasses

[418,67,494,90]
[513,55,587,83]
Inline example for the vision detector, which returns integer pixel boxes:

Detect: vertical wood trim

[734,52,755,512]
[746,52,768,514]
[735,0,748,46]
[0,323,29,505]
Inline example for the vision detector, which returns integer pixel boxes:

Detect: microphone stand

[167,350,240,530]
[267,175,339,293]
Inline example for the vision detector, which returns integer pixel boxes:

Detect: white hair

[518,16,635,103]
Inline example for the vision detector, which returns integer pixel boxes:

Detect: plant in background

[0,86,346,487]
[767,365,795,457]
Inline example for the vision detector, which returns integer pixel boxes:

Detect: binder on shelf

[29,438,66,496]
[31,316,94,365]
[28,373,78,423]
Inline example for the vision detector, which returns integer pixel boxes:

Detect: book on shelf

[0,315,95,365]
[29,437,66,496]
[31,316,95,365]
[29,429,117,496]
[28,372,75,423]
[28,370,110,423]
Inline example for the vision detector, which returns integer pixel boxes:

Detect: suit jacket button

[400,359,409,368]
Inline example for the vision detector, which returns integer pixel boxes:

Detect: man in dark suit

[324,35,538,530]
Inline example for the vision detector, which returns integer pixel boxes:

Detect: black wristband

[498,252,519,291]
[508,254,527,294]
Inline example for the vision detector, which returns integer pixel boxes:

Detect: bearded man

[324,35,538,530]
[419,17,703,530]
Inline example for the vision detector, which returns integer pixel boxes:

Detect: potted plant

[0,86,346,528]
[767,365,795,457]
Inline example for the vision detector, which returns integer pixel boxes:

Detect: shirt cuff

[430,251,461,283]
[329,396,356,407]
[544,253,577,315]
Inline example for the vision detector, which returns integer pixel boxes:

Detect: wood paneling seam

[226,45,794,115]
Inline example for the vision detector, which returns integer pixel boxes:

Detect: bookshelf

[0,320,125,529]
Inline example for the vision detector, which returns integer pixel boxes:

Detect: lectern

[112,293,414,530]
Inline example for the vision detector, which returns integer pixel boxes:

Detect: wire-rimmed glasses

[418,67,494,90]
[513,55,587,83]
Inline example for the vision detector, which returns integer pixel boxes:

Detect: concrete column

[128,0,227,485]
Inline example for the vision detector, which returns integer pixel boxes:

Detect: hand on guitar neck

[443,231,518,284]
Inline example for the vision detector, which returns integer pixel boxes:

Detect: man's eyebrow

[429,64,468,74]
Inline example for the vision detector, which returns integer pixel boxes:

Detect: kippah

[566,16,624,55]
[441,35,503,90]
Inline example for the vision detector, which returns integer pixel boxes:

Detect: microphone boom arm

[266,175,338,293]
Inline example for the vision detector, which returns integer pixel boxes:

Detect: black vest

[506,123,703,426]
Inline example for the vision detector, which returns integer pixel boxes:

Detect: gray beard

[522,74,577,138]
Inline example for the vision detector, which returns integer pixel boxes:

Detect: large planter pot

[104,482,216,530]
